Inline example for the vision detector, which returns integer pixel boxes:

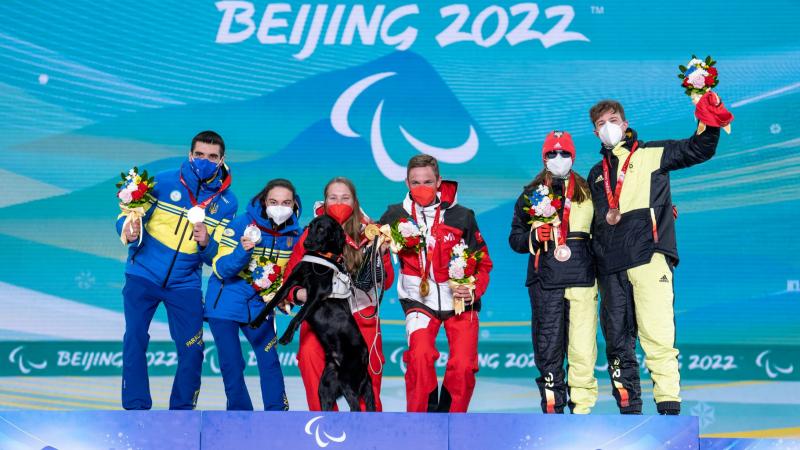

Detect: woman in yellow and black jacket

[509,131,598,414]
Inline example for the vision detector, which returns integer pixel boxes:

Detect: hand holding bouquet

[116,167,156,245]
[678,55,733,134]
[447,240,484,315]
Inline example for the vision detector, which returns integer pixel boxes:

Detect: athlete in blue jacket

[205,179,302,410]
[117,130,237,410]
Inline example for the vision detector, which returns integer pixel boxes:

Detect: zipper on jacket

[419,209,442,313]
[212,280,225,309]
[163,180,202,288]
[131,242,145,265]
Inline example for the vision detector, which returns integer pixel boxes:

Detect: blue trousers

[122,275,204,410]
[208,316,288,411]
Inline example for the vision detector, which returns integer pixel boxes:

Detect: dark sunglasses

[545,150,572,159]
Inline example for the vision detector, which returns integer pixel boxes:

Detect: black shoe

[657,401,681,415]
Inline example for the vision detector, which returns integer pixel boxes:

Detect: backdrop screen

[0,0,798,381]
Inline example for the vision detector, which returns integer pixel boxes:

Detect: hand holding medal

[243,224,263,245]
[678,55,734,134]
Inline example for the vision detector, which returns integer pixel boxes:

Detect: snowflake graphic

[75,271,96,290]
[770,123,782,134]
[690,401,715,430]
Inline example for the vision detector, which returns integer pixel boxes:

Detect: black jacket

[587,127,720,275]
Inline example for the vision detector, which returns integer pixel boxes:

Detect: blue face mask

[190,157,221,181]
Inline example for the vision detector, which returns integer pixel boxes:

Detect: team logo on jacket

[286,237,294,246]
[209,202,219,214]
[170,190,182,202]
[594,175,604,184]
[224,228,235,237]
[475,231,484,245]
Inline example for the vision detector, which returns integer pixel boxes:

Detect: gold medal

[364,223,381,240]
[420,279,430,297]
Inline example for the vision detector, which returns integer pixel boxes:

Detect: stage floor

[1,376,798,439]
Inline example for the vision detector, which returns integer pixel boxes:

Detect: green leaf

[705,55,712,64]
[679,65,688,73]
[692,54,697,59]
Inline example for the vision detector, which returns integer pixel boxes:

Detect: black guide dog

[251,215,376,411]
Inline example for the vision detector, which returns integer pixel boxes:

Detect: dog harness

[300,255,352,299]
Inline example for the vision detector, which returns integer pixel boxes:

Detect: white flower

[248,259,258,272]
[449,265,465,279]
[118,189,133,203]
[688,70,707,89]
[452,241,468,255]
[255,276,270,289]
[687,58,703,68]
[398,221,420,238]
[125,182,139,193]
[452,257,467,269]
[536,185,550,196]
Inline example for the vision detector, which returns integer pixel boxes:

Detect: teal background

[0,1,798,380]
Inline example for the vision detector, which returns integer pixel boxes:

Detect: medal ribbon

[601,141,639,211]
[557,172,576,248]
[411,201,441,287]
[179,169,232,209]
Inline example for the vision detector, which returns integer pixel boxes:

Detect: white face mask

[546,155,573,178]
[266,205,294,225]
[598,122,624,148]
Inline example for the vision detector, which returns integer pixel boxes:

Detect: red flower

[528,209,536,217]
[273,265,282,274]
[682,78,690,87]
[131,189,144,201]
[704,75,716,86]
[707,66,718,77]
[465,257,478,277]
[251,283,260,291]
[405,235,420,248]
[268,271,279,283]
[551,198,562,209]
[137,182,148,194]
[398,218,408,223]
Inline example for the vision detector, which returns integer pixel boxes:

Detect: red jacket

[379,181,492,318]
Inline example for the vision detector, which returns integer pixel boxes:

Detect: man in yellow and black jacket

[116,130,237,410]
[586,95,732,415]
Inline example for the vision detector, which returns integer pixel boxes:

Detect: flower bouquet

[447,240,483,315]
[116,167,156,245]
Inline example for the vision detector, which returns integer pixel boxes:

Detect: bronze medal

[606,208,621,225]
[554,244,572,262]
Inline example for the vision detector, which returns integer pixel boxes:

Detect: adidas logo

[595,174,604,183]
[659,275,670,283]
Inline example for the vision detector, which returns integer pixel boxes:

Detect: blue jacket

[116,160,238,290]
[205,196,303,323]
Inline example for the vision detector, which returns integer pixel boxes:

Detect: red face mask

[410,185,437,206]
[326,203,353,224]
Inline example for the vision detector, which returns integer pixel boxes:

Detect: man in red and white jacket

[379,154,493,413]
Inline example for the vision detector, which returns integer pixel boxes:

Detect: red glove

[535,224,552,243]
[695,91,733,128]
